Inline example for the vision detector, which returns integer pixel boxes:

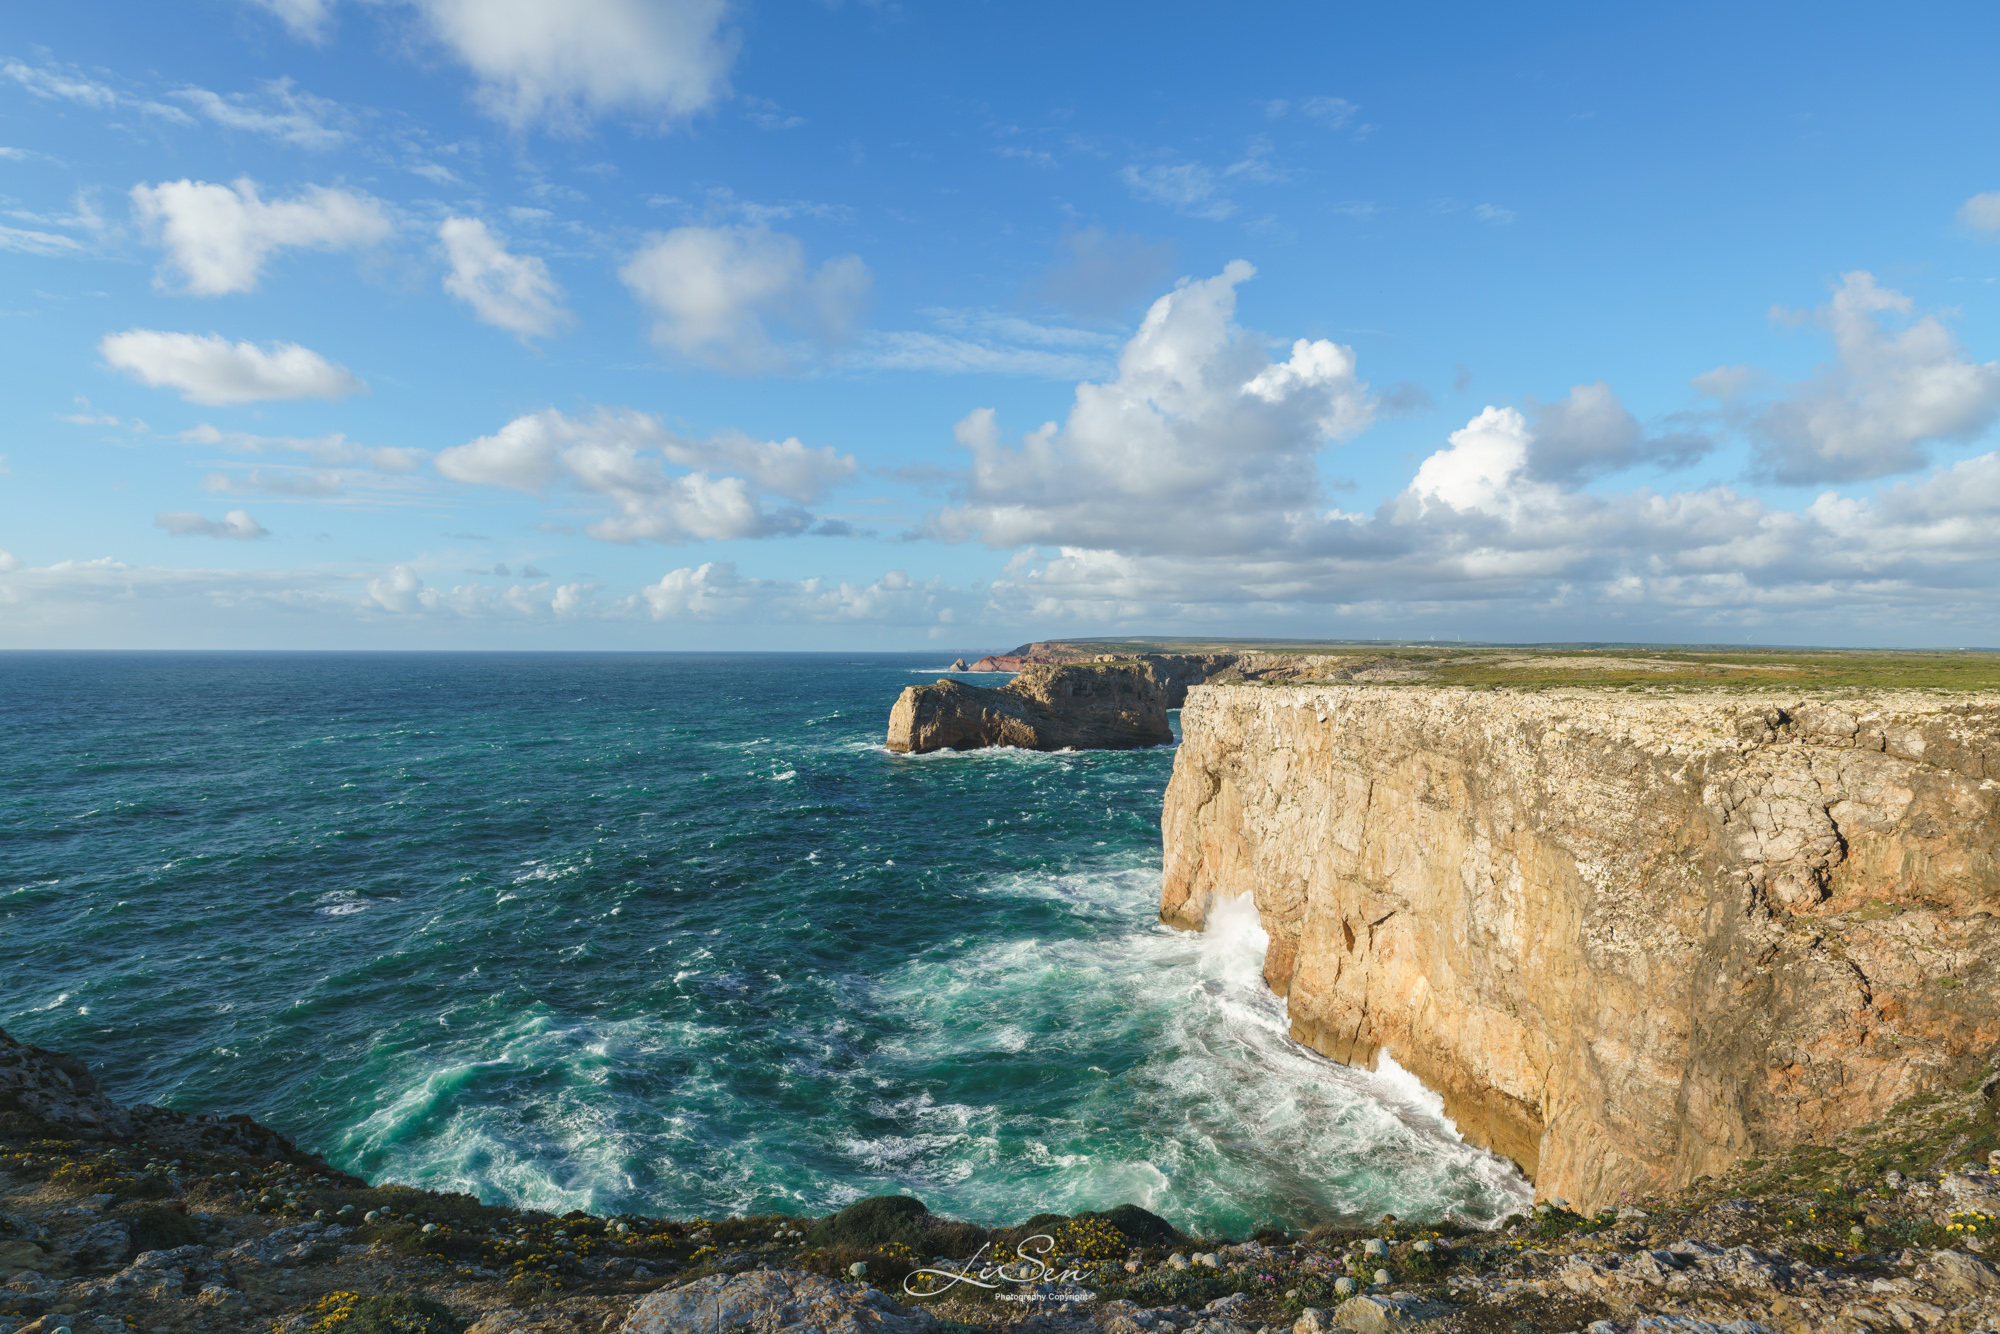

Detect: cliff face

[1159,685,2000,1211]
[886,663,1173,753]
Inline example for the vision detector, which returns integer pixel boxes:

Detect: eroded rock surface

[1159,685,2000,1211]
[618,1269,939,1334]
[1,1028,304,1160]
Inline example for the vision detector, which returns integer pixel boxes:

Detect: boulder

[618,1269,938,1334]
[1329,1294,1455,1333]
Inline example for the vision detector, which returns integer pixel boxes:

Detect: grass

[1021,638,2000,692]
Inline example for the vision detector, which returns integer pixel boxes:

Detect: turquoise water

[0,652,1530,1235]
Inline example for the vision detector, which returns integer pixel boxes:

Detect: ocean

[0,652,1531,1235]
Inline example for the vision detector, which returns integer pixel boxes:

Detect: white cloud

[434,405,855,541]
[1521,381,1712,482]
[855,310,1119,379]
[1266,96,1360,130]
[244,0,335,41]
[173,79,347,149]
[928,261,1375,555]
[412,0,737,134]
[1960,192,2000,234]
[637,561,962,627]
[1119,163,1233,220]
[131,178,392,296]
[1707,271,2000,483]
[156,509,270,539]
[180,422,422,472]
[1473,203,1516,224]
[742,95,804,130]
[620,224,870,371]
[896,263,2000,635]
[438,216,571,338]
[101,330,365,405]
[0,224,85,256]
[1,58,193,123]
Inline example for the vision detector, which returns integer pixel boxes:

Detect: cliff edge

[1160,684,2000,1212]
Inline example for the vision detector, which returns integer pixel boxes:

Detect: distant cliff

[890,654,1373,753]
[1159,683,2000,1212]
[886,663,1173,753]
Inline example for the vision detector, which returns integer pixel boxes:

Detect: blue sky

[4,1,1999,649]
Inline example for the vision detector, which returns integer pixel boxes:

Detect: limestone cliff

[1159,684,2000,1212]
[886,663,1173,753]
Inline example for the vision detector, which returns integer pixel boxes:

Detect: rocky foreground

[8,1027,2000,1334]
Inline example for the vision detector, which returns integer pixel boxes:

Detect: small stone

[1197,1252,1219,1268]
[1126,1261,1142,1273]
[1372,1268,1389,1286]
[1333,1278,1355,1297]
[422,1223,438,1233]
[1411,1240,1434,1254]
[848,1261,867,1277]
[1362,1239,1386,1257]
[364,1211,380,1223]
[1169,1252,1190,1270]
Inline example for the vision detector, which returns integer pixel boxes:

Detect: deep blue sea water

[0,652,1530,1235]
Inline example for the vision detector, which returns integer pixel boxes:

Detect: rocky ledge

[8,1025,2000,1333]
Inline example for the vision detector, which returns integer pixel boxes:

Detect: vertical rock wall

[1159,685,2000,1210]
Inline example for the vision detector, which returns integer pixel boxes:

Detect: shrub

[298,1292,465,1334]
[804,1196,931,1251]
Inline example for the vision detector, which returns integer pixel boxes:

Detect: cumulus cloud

[928,261,1376,555]
[156,509,270,539]
[433,405,855,542]
[1705,271,2000,484]
[637,561,961,628]
[1960,192,2000,235]
[438,216,571,338]
[620,224,870,371]
[412,0,737,133]
[131,178,392,296]
[172,80,346,149]
[893,263,2000,636]
[1521,381,1713,482]
[101,330,365,405]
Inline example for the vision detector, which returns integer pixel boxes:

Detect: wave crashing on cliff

[3,652,1530,1235]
